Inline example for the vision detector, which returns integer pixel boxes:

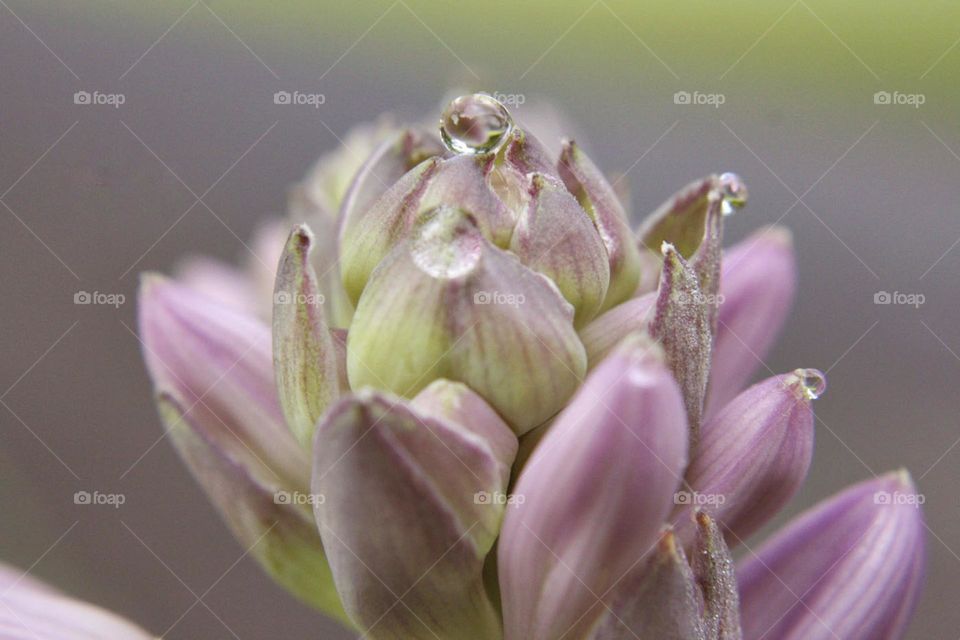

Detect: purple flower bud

[312,386,516,639]
[674,370,819,547]
[558,139,643,311]
[498,335,688,640]
[738,471,926,640]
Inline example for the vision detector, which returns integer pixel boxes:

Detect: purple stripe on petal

[738,471,926,640]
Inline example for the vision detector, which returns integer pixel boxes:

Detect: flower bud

[509,172,610,326]
[340,154,516,304]
[498,336,688,640]
[558,140,643,310]
[138,277,347,621]
[673,370,818,547]
[272,225,341,447]
[346,205,586,434]
[738,471,926,640]
[313,389,515,639]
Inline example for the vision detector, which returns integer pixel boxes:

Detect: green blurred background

[2,1,958,638]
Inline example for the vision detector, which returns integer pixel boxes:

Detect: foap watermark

[671,291,725,307]
[473,290,525,308]
[490,92,526,108]
[474,490,525,508]
[873,91,925,108]
[74,90,125,108]
[874,291,925,308]
[673,490,726,507]
[274,90,326,108]
[873,490,925,508]
[74,291,126,308]
[74,490,126,509]
[274,291,326,306]
[674,91,725,108]
[274,490,326,506]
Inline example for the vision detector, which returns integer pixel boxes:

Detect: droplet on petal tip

[787,368,827,400]
[717,171,748,216]
[440,93,514,156]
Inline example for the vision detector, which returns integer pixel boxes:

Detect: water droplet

[718,172,748,216]
[440,93,513,155]
[793,368,827,400]
[410,206,484,279]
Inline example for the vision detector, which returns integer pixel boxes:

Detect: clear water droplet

[440,93,513,155]
[718,172,748,216]
[410,206,483,279]
[794,368,827,400]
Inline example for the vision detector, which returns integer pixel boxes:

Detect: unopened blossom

[114,93,925,639]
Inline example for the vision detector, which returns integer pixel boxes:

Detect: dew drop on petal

[794,368,827,400]
[410,205,484,279]
[440,93,514,155]
[718,172,748,216]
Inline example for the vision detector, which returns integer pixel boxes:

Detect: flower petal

[155,392,348,623]
[138,274,308,488]
[707,227,796,416]
[558,140,642,311]
[499,335,689,640]
[509,172,610,326]
[673,371,818,547]
[272,225,341,447]
[580,291,656,367]
[737,471,926,640]
[0,562,154,639]
[312,388,515,640]
[347,205,586,435]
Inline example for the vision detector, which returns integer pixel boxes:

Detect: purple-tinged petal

[580,291,655,367]
[558,140,642,311]
[313,389,515,640]
[272,225,340,447]
[673,371,818,547]
[337,127,444,247]
[411,378,519,467]
[650,243,712,442]
[509,173,610,326]
[138,274,308,489]
[175,255,260,317]
[156,392,348,623]
[499,335,689,640]
[0,563,154,639]
[692,512,742,640]
[589,530,706,640]
[738,471,926,640]
[347,206,586,435]
[340,154,518,305]
[707,227,796,417]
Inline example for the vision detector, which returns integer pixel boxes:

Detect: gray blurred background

[0,2,957,638]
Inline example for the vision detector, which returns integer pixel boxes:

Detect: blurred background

[1,1,957,638]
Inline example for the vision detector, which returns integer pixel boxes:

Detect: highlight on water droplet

[718,171,748,216]
[440,93,514,155]
[791,368,827,400]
